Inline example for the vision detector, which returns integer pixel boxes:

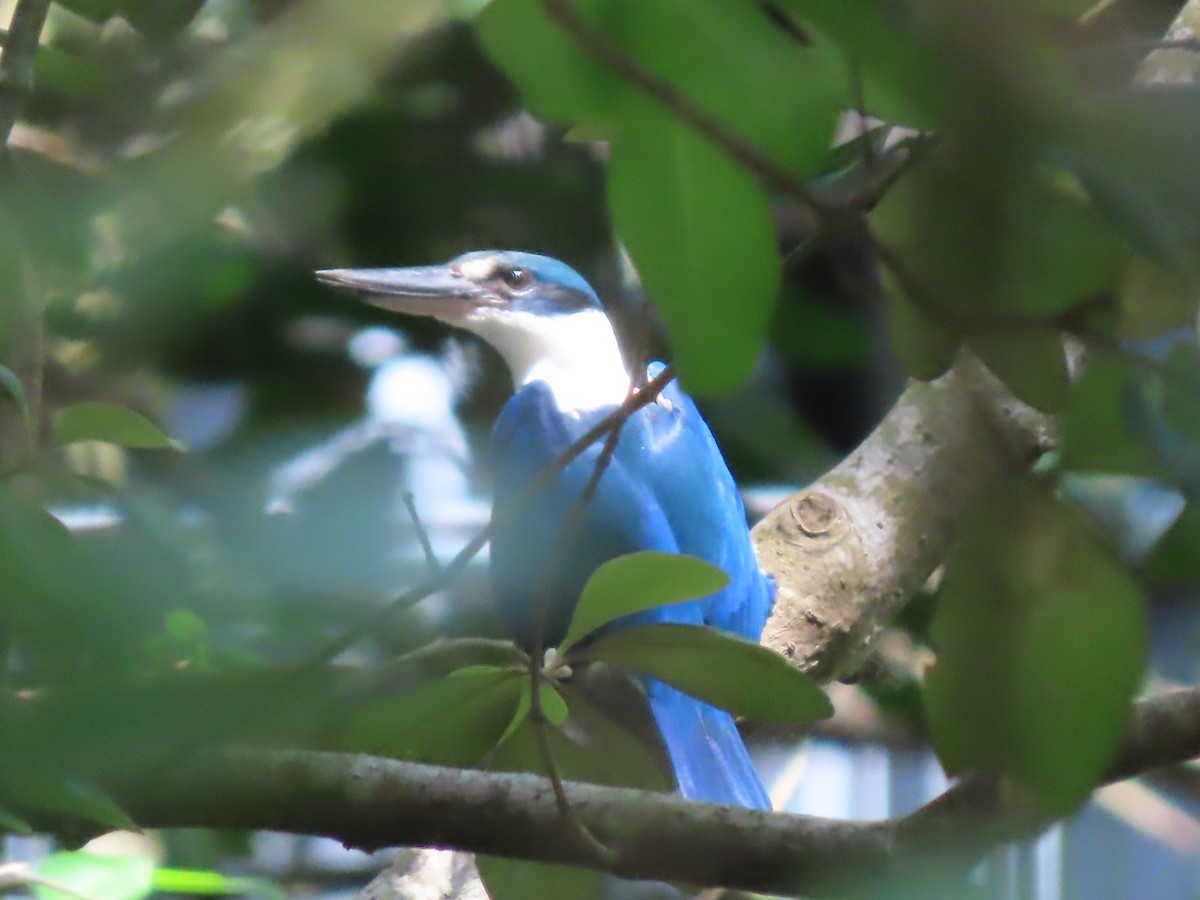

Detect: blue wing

[489,369,774,808]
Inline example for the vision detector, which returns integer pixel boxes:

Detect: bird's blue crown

[450,250,602,317]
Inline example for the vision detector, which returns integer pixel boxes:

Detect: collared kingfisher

[316,251,774,809]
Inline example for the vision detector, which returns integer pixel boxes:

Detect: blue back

[489,364,774,808]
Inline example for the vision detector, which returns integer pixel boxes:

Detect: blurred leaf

[883,288,960,381]
[1119,257,1200,342]
[873,149,1128,321]
[1161,343,1200,441]
[560,551,729,652]
[477,856,602,900]
[5,777,139,831]
[0,807,33,833]
[55,401,184,450]
[345,666,524,765]
[971,328,1070,413]
[118,0,206,39]
[34,852,154,900]
[51,0,120,22]
[609,96,780,393]
[476,0,619,122]
[1142,503,1200,586]
[152,868,285,898]
[0,363,31,436]
[925,481,1145,811]
[583,623,832,723]
[1061,355,1158,476]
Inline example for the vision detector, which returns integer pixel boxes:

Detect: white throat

[463,308,631,411]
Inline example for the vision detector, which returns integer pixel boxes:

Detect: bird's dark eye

[502,266,533,291]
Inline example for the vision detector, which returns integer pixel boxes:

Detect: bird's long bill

[314,266,484,320]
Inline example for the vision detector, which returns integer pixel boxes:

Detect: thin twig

[540,0,837,220]
[401,490,441,575]
[527,661,617,864]
[306,364,677,667]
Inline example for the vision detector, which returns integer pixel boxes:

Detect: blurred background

[1,0,1200,897]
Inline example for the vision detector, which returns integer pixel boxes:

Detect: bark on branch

[15,688,1200,896]
[752,356,1052,681]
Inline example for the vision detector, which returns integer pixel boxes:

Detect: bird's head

[317,250,630,408]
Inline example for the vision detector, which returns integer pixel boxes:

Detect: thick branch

[0,0,50,470]
[13,688,1197,896]
[752,357,1051,681]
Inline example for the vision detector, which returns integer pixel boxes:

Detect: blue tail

[645,680,771,809]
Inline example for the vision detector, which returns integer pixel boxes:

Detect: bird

[316,250,774,809]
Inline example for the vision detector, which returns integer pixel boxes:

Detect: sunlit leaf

[477,856,602,900]
[609,96,779,393]
[34,852,154,900]
[55,401,184,450]
[925,481,1146,811]
[344,666,524,766]
[582,623,832,723]
[151,868,285,899]
[560,551,729,652]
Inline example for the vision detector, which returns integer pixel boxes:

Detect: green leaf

[560,551,729,652]
[582,623,832,723]
[34,853,154,900]
[499,678,567,744]
[55,401,184,450]
[0,363,31,436]
[924,481,1146,811]
[344,666,524,766]
[477,856,602,900]
[971,328,1070,413]
[1061,355,1158,476]
[609,96,780,393]
[475,0,619,122]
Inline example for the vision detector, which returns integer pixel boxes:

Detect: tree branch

[752,356,1052,681]
[0,0,51,148]
[12,688,1195,896]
